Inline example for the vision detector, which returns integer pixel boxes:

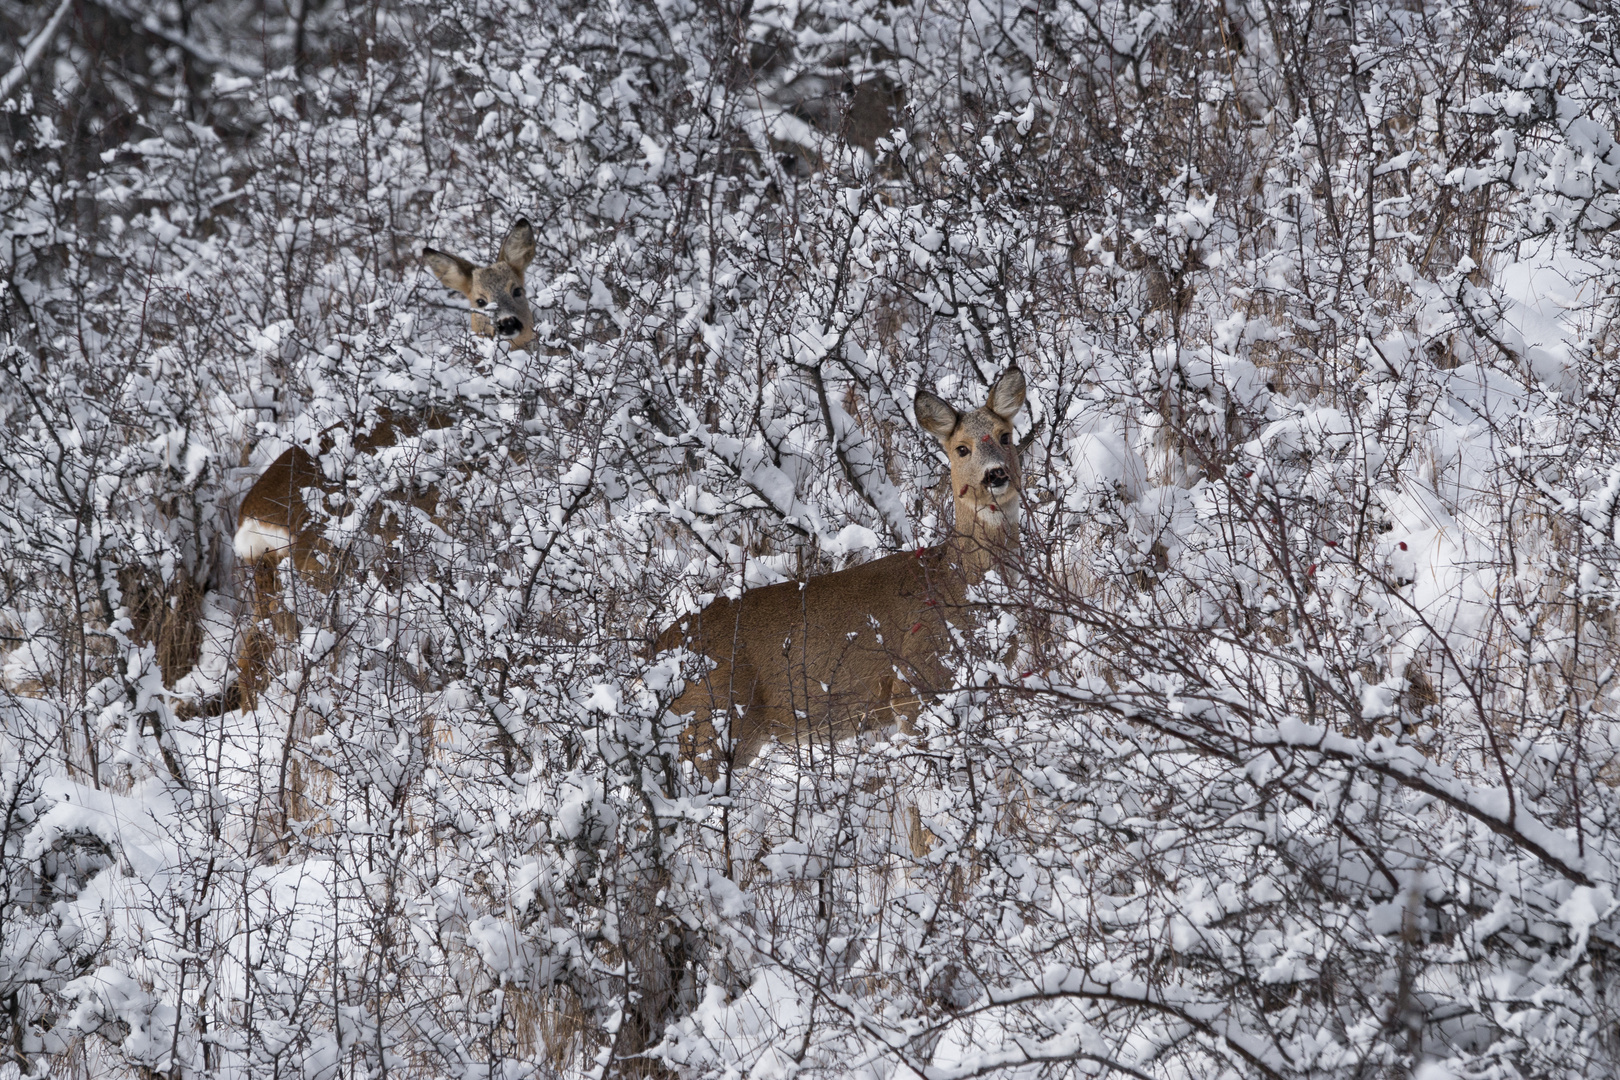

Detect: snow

[5,0,1620,1075]
[1067,430,1147,504]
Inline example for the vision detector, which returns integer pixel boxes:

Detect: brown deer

[233,220,536,702]
[659,367,1027,776]
[234,219,536,569]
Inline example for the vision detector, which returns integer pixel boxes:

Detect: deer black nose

[983,468,1009,489]
[496,316,523,337]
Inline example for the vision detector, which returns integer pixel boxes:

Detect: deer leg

[885,668,940,858]
[235,558,284,710]
[668,677,720,781]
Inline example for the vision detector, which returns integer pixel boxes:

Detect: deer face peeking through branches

[421,218,537,348]
[658,367,1027,778]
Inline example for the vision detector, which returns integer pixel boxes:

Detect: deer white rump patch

[234,518,292,561]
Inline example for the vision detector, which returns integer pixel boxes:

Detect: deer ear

[501,218,535,273]
[986,366,1026,419]
[422,247,476,295]
[914,390,959,439]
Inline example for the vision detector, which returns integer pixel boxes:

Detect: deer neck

[948,496,1020,582]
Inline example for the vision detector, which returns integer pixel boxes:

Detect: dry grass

[507,985,590,1072]
[120,567,208,687]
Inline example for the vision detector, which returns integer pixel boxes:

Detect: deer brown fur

[659,367,1027,775]
[233,408,447,574]
[231,407,448,704]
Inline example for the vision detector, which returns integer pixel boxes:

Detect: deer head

[421,218,537,348]
[913,366,1027,547]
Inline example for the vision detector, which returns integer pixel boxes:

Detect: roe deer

[234,218,535,568]
[421,218,536,348]
[659,367,1027,776]
[231,405,450,706]
[233,219,534,704]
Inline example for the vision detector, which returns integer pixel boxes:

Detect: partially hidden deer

[658,367,1027,777]
[234,219,537,697]
[421,218,536,348]
[235,218,537,570]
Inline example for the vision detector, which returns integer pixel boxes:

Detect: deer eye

[513,286,523,297]
[475,297,488,307]
[999,432,1011,445]
[955,446,970,458]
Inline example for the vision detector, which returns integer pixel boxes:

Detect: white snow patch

[1069,431,1147,504]
[1493,243,1603,391]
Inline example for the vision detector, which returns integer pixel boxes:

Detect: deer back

[234,408,449,572]
[659,545,970,769]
